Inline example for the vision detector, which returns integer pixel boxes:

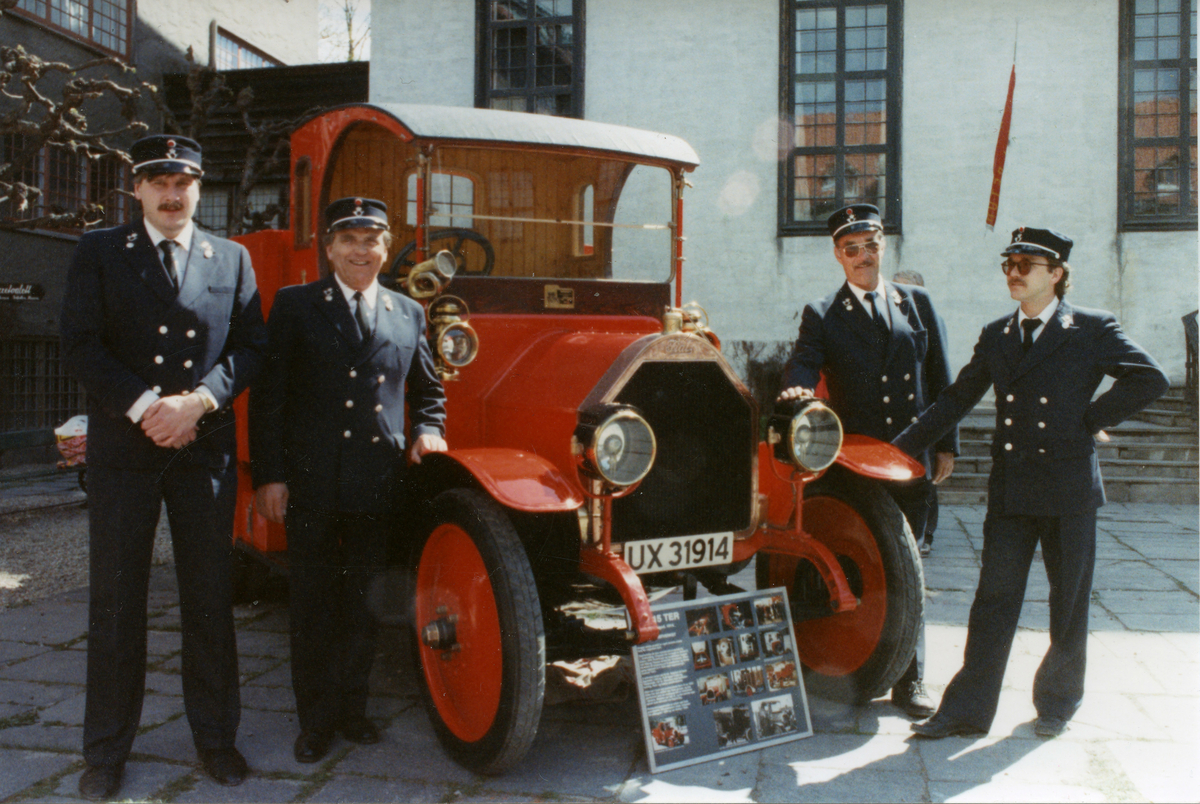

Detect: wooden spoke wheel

[413,489,544,774]
[756,468,923,702]
[387,228,496,288]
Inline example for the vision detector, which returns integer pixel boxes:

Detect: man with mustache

[894,227,1167,739]
[778,203,956,717]
[61,134,266,799]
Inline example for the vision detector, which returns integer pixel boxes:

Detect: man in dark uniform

[778,204,957,717]
[250,198,447,764]
[896,226,1168,739]
[61,135,266,799]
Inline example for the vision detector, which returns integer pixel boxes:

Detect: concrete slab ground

[0,502,1196,802]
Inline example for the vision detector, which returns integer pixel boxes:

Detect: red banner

[986,64,1016,229]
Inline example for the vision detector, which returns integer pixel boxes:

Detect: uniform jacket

[60,219,266,470]
[893,300,1169,516]
[249,274,447,516]
[781,281,959,470]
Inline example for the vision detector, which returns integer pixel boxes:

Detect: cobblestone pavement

[0,500,1196,803]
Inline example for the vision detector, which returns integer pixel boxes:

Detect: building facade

[0,0,317,450]
[371,0,1197,383]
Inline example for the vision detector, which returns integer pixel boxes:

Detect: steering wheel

[385,228,495,289]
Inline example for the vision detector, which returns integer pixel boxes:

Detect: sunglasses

[839,239,882,258]
[1001,258,1052,276]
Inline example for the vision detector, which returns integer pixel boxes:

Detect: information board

[632,587,812,773]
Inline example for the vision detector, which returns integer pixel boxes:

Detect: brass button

[154,355,164,364]
[883,396,890,403]
[186,330,196,338]
[152,385,161,394]
[378,375,386,383]
[904,373,911,381]
[183,360,193,368]
[1006,394,1014,402]
[343,430,352,439]
[346,400,354,408]
[881,375,888,383]
[349,369,357,378]
[1040,397,1048,404]
[374,404,383,413]
[158,325,168,335]
[1005,418,1012,426]
[885,417,893,424]
[1005,443,1013,451]
[1038,422,1046,429]
[371,436,381,443]
[907,393,914,401]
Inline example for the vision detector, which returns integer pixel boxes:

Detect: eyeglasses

[839,238,882,258]
[1001,258,1052,276]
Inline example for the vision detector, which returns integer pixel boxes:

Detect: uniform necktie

[159,240,179,291]
[864,291,890,349]
[1021,319,1040,354]
[353,291,371,341]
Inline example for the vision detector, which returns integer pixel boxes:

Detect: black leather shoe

[79,764,123,801]
[910,716,988,739]
[198,746,248,786]
[293,729,332,763]
[892,680,937,718]
[1034,716,1069,738]
[340,715,380,745]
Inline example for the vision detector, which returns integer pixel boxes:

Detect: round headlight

[577,409,656,487]
[785,401,842,472]
[438,322,479,367]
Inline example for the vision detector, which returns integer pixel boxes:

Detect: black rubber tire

[387,228,496,287]
[756,466,923,703]
[412,488,545,775]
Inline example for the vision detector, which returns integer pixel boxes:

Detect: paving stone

[0,646,86,684]
[481,717,640,798]
[1130,694,1200,744]
[927,779,1111,802]
[0,749,76,799]
[758,767,929,803]
[761,731,921,774]
[244,662,292,688]
[915,735,1047,782]
[240,681,297,712]
[1095,589,1198,615]
[232,627,290,659]
[228,706,307,775]
[0,679,80,709]
[145,669,184,697]
[54,759,192,803]
[327,707,475,785]
[1155,559,1200,592]
[0,606,87,646]
[1115,612,1200,631]
[0,719,82,751]
[0,639,50,666]
[1105,740,1200,804]
[173,774,308,803]
[146,628,183,657]
[305,775,443,803]
[619,752,760,802]
[1070,692,1165,741]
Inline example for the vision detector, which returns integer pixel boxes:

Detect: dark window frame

[9,0,134,59]
[475,0,585,118]
[1118,0,1198,231]
[1,134,130,230]
[778,0,903,237]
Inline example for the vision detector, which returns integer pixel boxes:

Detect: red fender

[429,448,584,512]
[835,434,924,481]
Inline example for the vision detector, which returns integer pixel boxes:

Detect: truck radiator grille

[611,361,754,540]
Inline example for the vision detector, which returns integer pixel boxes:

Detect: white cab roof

[371,103,699,168]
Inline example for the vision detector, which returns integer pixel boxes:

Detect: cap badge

[166,139,177,159]
[354,198,365,216]
[1014,228,1024,242]
[845,208,857,222]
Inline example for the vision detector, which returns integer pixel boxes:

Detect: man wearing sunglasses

[894,226,1168,740]
[778,203,957,718]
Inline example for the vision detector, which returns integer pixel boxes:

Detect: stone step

[1132,408,1198,428]
[954,438,1199,462]
[951,456,1198,480]
[938,471,1198,503]
[956,421,1197,446]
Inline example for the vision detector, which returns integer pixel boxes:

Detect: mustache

[157,201,185,211]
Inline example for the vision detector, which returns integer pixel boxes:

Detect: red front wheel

[413,489,545,774]
[756,468,923,702]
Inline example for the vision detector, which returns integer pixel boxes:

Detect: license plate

[622,533,733,573]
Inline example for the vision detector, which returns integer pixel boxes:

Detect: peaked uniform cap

[828,204,883,239]
[131,135,203,177]
[325,197,390,232]
[1002,226,1073,262]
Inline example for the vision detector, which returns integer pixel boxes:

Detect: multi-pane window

[13,0,132,57]
[0,338,86,432]
[215,28,284,71]
[1120,0,1198,228]
[1,134,128,227]
[478,0,584,117]
[781,0,901,235]
[408,172,476,228]
[194,184,288,236]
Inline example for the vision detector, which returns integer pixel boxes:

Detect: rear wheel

[756,468,923,702]
[412,489,545,774]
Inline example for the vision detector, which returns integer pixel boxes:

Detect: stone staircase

[938,385,1198,506]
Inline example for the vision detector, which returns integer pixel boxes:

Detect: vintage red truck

[230,103,926,774]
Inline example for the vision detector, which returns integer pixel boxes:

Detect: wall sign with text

[632,587,812,773]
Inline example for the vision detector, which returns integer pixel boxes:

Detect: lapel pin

[126,232,137,249]
[383,296,393,312]
[890,288,902,305]
[1062,315,1073,328]
[842,297,854,312]
[201,242,214,259]
[323,288,334,302]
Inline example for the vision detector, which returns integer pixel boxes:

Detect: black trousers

[83,462,240,767]
[887,478,931,687]
[286,507,389,734]
[935,508,1097,728]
